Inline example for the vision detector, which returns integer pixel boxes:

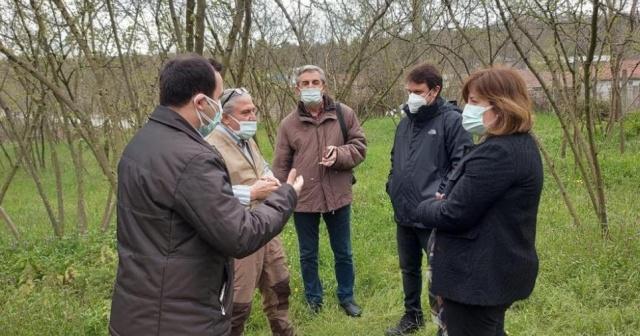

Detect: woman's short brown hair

[462,67,534,135]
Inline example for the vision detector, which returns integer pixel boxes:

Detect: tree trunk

[194,0,206,55]
[0,206,20,242]
[0,97,61,237]
[339,0,393,102]
[495,0,600,221]
[168,0,185,51]
[532,132,581,227]
[105,0,141,128]
[76,140,88,235]
[100,186,116,232]
[235,0,252,86]
[47,121,65,235]
[583,0,608,235]
[185,0,196,52]
[220,0,246,78]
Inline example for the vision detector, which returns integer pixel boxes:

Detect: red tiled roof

[516,69,572,89]
[596,59,640,80]
[517,59,640,89]
[517,69,549,89]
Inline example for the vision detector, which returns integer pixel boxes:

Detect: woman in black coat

[415,67,544,336]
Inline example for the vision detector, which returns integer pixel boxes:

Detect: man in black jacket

[385,63,473,336]
[109,53,303,336]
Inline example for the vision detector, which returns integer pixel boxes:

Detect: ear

[193,94,206,110]
[432,85,441,96]
[294,86,301,95]
[220,113,231,126]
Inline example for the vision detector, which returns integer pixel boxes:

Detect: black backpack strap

[334,101,348,144]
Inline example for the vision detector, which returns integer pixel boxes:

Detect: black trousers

[442,298,510,336]
[397,225,432,314]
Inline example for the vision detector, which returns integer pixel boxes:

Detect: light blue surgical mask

[462,104,492,135]
[227,115,258,140]
[195,95,222,137]
[300,88,323,105]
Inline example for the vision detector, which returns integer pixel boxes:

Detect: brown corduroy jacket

[273,96,367,213]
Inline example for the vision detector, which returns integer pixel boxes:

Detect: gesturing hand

[260,174,281,186]
[250,179,279,201]
[286,168,304,196]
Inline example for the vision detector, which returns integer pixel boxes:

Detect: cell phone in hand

[324,146,335,158]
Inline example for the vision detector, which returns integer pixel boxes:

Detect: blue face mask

[462,104,492,135]
[195,96,222,137]
[227,115,258,140]
[300,88,323,105]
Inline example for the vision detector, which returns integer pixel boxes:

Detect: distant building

[516,59,640,112]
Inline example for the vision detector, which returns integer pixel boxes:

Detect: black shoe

[340,300,362,317]
[385,313,425,335]
[308,301,323,315]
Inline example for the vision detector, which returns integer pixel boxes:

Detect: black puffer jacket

[386,96,473,227]
[109,105,297,336]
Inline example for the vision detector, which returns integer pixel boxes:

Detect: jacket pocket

[438,227,480,276]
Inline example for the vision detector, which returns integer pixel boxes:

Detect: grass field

[1,113,639,335]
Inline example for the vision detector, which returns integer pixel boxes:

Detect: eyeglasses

[221,87,249,107]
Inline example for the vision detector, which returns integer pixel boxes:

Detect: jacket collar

[404,95,446,123]
[297,95,338,123]
[148,105,212,147]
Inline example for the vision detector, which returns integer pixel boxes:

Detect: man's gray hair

[295,65,327,86]
[220,88,250,115]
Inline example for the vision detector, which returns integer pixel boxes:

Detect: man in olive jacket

[109,54,303,336]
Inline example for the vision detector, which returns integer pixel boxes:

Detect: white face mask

[300,88,323,105]
[406,90,435,114]
[227,115,258,140]
[462,104,492,135]
[407,93,426,114]
[195,95,222,137]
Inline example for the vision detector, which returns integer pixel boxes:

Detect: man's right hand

[286,168,304,196]
[250,179,279,201]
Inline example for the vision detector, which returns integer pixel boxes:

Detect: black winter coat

[386,96,473,227]
[416,132,543,306]
[109,106,297,336]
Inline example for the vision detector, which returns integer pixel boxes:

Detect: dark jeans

[397,225,432,315]
[293,204,354,305]
[442,298,510,336]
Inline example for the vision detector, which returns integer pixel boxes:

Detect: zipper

[219,282,227,315]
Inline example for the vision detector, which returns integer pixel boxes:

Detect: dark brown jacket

[109,106,297,336]
[273,96,366,213]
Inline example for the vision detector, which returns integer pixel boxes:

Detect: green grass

[1,113,639,335]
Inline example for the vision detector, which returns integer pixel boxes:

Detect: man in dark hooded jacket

[385,63,473,336]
